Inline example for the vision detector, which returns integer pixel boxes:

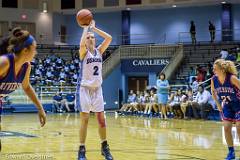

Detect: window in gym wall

[83,0,97,8]
[104,0,119,7]
[61,0,75,9]
[126,0,141,5]
[0,21,9,38]
[12,22,36,37]
[2,0,18,8]
[22,0,38,9]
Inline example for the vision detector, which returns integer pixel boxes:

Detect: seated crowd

[30,46,117,87]
[118,85,216,120]
[30,53,81,86]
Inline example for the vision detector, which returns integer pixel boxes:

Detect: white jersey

[78,48,102,88]
[75,48,104,113]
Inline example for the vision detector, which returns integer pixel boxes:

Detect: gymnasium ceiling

[56,0,240,14]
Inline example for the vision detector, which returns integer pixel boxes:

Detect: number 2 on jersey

[93,66,99,76]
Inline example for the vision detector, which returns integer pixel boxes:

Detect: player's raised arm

[79,26,89,60]
[90,20,112,54]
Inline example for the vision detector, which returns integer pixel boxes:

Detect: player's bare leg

[223,121,235,160]
[78,112,90,160]
[96,112,113,160]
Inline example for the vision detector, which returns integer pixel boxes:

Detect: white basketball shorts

[75,86,104,113]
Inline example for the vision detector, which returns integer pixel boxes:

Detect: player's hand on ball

[90,20,96,30]
[81,25,89,29]
[38,108,46,127]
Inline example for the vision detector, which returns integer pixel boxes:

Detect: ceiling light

[43,2,48,13]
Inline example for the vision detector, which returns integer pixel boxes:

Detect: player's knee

[224,125,232,132]
[97,112,106,128]
[80,113,90,122]
[236,123,240,129]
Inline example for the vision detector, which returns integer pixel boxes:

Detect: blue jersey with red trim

[0,54,29,97]
[212,74,240,103]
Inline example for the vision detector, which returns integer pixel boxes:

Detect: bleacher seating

[171,43,239,84]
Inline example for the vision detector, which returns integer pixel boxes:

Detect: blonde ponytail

[225,60,238,75]
[214,59,238,75]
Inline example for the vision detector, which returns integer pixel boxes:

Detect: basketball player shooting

[76,19,114,160]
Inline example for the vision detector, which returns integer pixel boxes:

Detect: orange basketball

[76,9,93,27]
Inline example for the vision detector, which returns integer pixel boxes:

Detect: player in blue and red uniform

[211,59,240,160]
[0,28,46,128]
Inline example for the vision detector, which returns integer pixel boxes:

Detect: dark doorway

[128,76,148,93]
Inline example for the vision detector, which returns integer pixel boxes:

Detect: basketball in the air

[76,9,93,27]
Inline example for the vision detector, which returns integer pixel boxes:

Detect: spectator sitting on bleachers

[52,92,65,113]
[63,92,75,112]
[144,90,158,116]
[52,77,60,86]
[138,90,150,114]
[69,61,76,72]
[64,62,70,73]
[127,90,137,112]
[180,89,194,119]
[56,56,64,69]
[51,61,57,70]
[119,90,136,112]
[220,49,228,59]
[72,72,78,84]
[74,57,80,67]
[196,66,206,82]
[169,90,183,119]
[59,69,66,83]
[226,50,236,62]
[46,68,53,84]
[191,85,212,120]
[38,59,44,68]
[130,91,141,113]
[35,68,42,79]
[138,91,146,114]
[191,77,198,95]
[44,56,52,67]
